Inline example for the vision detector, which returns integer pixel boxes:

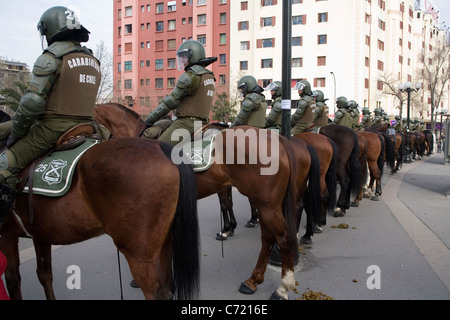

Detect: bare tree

[94,41,113,104]
[416,38,450,130]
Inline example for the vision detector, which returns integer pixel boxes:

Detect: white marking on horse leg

[276,270,295,300]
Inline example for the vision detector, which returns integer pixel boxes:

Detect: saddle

[16,124,102,224]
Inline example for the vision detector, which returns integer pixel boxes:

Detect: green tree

[0,75,28,114]
[211,92,237,124]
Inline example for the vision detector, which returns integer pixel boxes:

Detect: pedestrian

[144,40,217,145]
[231,75,266,128]
[0,6,101,231]
[0,249,10,300]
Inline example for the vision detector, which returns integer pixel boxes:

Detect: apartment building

[113,0,230,116]
[113,0,448,121]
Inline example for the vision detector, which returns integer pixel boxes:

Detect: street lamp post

[398,81,421,163]
[330,71,336,115]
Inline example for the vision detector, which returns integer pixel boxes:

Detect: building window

[168,1,176,12]
[292,57,302,67]
[262,17,275,27]
[317,56,326,66]
[168,20,176,31]
[240,61,248,70]
[318,12,328,22]
[168,58,176,69]
[261,58,273,68]
[156,3,164,13]
[220,13,227,24]
[167,39,177,50]
[198,0,206,5]
[262,0,274,6]
[314,78,326,87]
[155,59,164,69]
[168,77,176,88]
[220,33,226,45]
[125,6,133,17]
[124,61,132,71]
[318,34,327,44]
[156,21,164,31]
[155,78,164,89]
[240,41,250,50]
[292,36,302,46]
[125,24,132,34]
[238,21,249,30]
[219,75,226,86]
[124,79,132,89]
[220,54,226,64]
[241,1,248,10]
[198,14,207,25]
[292,15,306,25]
[197,34,206,44]
[262,38,274,48]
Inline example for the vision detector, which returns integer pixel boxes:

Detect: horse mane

[97,103,143,122]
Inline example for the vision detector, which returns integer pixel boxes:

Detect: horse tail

[306,144,322,225]
[278,136,300,246]
[398,132,405,167]
[159,142,200,300]
[348,130,362,198]
[377,135,385,176]
[382,133,396,170]
[325,139,337,213]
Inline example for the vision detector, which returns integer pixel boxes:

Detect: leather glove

[6,134,19,149]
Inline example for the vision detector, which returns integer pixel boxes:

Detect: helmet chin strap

[40,35,48,51]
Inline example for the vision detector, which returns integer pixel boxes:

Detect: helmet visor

[238,83,247,99]
[294,82,306,91]
[265,82,279,92]
[177,49,191,70]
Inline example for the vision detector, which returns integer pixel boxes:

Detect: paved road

[3,153,450,300]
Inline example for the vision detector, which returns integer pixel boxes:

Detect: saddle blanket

[23,138,100,197]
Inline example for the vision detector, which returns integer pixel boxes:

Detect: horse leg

[32,240,56,300]
[368,161,381,201]
[239,208,296,300]
[0,233,21,300]
[335,174,349,217]
[245,204,259,228]
[216,187,236,241]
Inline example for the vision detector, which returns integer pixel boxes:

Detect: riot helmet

[336,96,348,108]
[294,80,312,96]
[176,40,206,71]
[238,75,263,98]
[265,81,282,99]
[374,108,381,115]
[37,6,90,48]
[315,90,328,103]
[362,107,371,115]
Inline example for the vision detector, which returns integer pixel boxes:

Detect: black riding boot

[0,184,16,230]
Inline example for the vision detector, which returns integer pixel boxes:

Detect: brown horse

[370,124,404,172]
[294,133,337,234]
[94,103,300,300]
[318,124,362,216]
[0,138,200,300]
[356,131,385,201]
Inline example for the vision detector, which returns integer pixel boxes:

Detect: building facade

[113,0,449,122]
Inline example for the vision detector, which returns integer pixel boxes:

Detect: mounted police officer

[145,40,216,145]
[372,108,383,126]
[360,107,372,128]
[393,115,402,131]
[332,96,353,128]
[231,75,266,128]
[291,80,316,135]
[348,100,361,130]
[313,90,329,128]
[0,6,101,230]
[264,81,282,130]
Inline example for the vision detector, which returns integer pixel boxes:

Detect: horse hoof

[300,236,312,244]
[350,202,359,207]
[239,282,256,295]
[313,226,323,234]
[216,232,228,241]
[333,209,345,217]
[363,193,370,198]
[130,280,139,288]
[245,221,258,228]
[370,196,380,201]
[270,291,287,300]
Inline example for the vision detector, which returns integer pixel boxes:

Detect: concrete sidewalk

[383,152,450,292]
